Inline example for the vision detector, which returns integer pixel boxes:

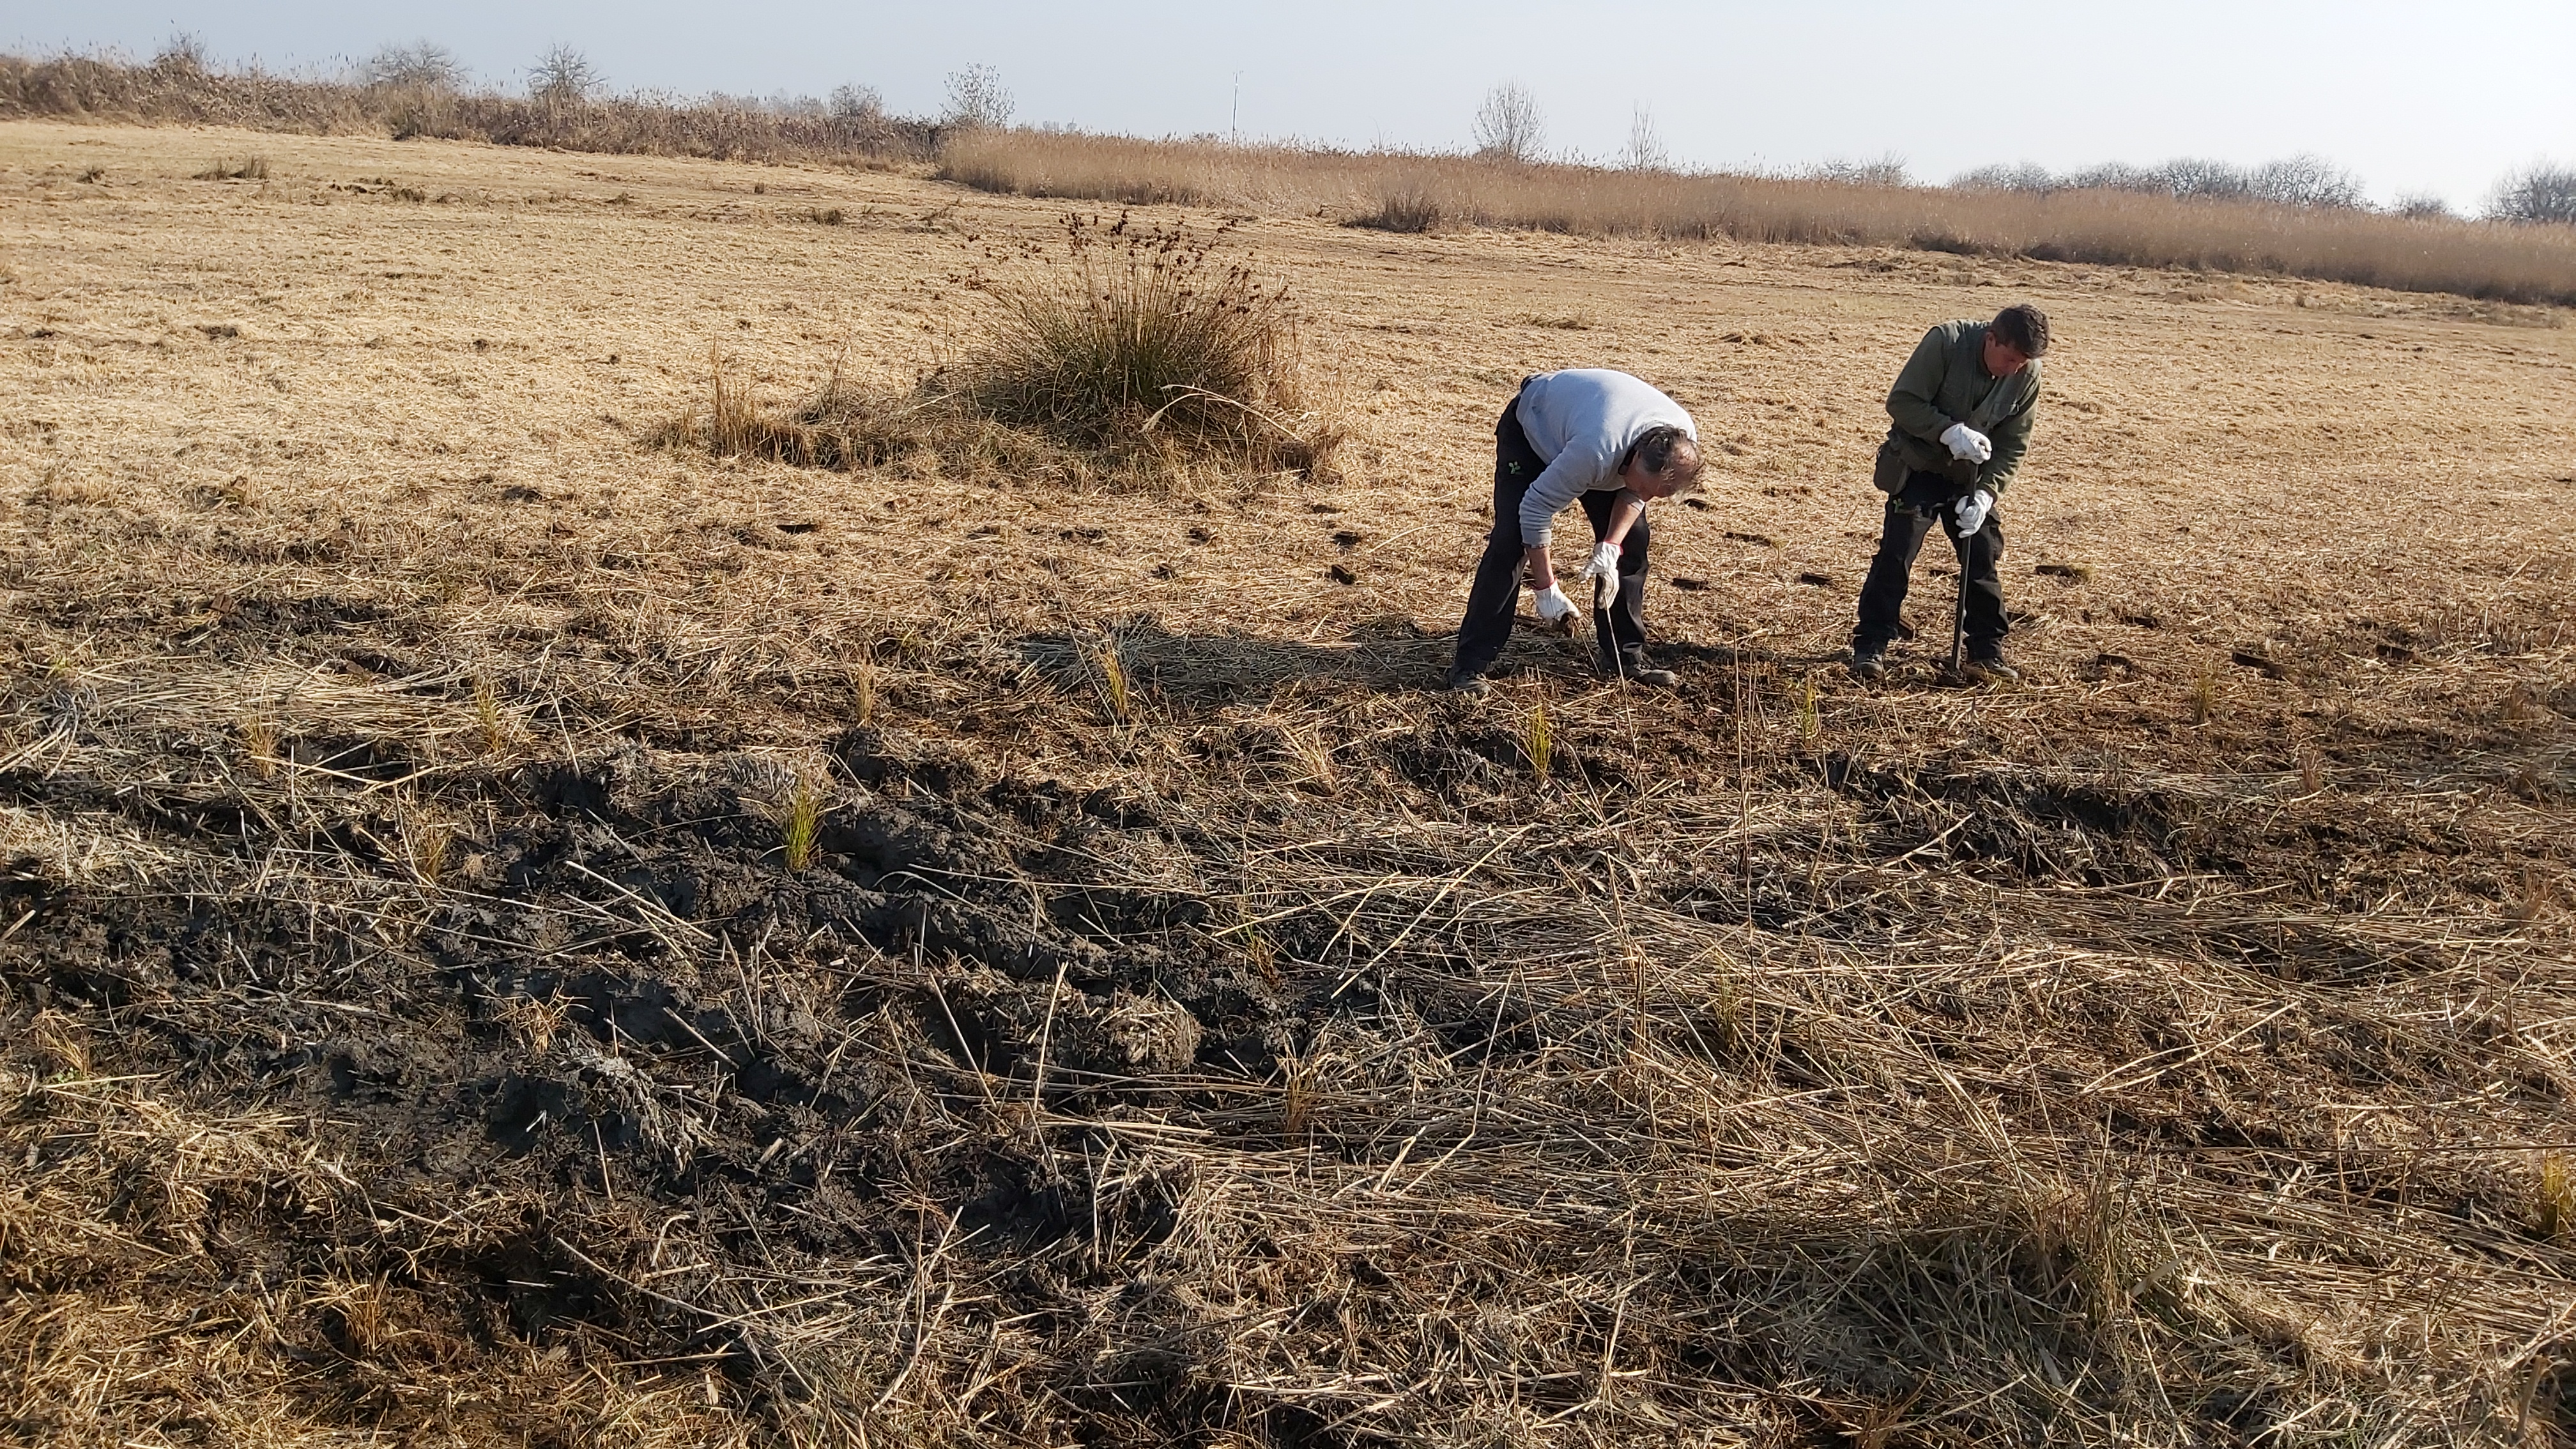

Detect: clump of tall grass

[471,673,510,755]
[1089,636,1133,724]
[670,215,1342,490]
[776,773,824,872]
[2539,1153,2575,1243]
[239,715,279,778]
[1347,187,1445,234]
[404,812,454,885]
[968,213,1340,480]
[851,655,877,725]
[1524,699,1553,784]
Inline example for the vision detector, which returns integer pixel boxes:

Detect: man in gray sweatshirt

[1446,369,1705,694]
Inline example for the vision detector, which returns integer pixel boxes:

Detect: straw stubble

[0,118,2567,1449]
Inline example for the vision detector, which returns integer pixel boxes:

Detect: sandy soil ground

[4,121,2575,1446]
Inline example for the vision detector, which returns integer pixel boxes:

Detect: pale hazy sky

[10,0,2571,211]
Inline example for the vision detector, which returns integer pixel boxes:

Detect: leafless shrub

[1620,104,1668,172]
[527,43,599,105]
[1472,81,1544,163]
[2490,162,2576,226]
[942,63,1012,131]
[828,82,882,123]
[362,40,465,92]
[151,32,209,75]
[2248,153,2367,209]
[1954,161,2058,194]
[1807,154,1911,188]
[1962,153,2363,209]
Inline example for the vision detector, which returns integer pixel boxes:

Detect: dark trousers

[1452,393,1650,680]
[1853,471,2007,654]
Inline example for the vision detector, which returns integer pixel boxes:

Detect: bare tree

[154,32,210,73]
[1473,82,1545,164]
[2152,157,2250,200]
[829,83,884,123]
[942,65,1013,130]
[2064,161,2155,193]
[365,40,466,92]
[2393,193,2453,220]
[1621,104,1667,172]
[1952,162,2056,194]
[1809,155,1910,188]
[2490,163,2576,225]
[1986,154,2365,209]
[2249,153,2364,210]
[528,43,600,105]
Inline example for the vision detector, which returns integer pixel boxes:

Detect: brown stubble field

[4,119,2576,1446]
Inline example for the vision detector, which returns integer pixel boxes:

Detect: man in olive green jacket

[1849,303,2050,682]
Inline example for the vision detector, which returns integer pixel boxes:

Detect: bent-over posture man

[1448,369,1704,694]
[1849,303,2050,682]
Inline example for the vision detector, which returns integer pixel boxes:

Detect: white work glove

[1575,540,1623,607]
[1532,583,1578,624]
[1940,422,1993,464]
[1952,488,1995,537]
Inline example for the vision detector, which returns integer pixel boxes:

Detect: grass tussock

[190,155,266,180]
[974,215,1336,477]
[402,809,452,885]
[2541,1153,2576,1243]
[1523,698,1553,783]
[1347,185,1446,234]
[470,673,509,755]
[238,714,278,777]
[672,216,1342,491]
[940,130,2576,306]
[776,772,823,871]
[1089,635,1133,723]
[851,654,877,725]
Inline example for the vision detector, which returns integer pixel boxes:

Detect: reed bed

[0,51,932,166]
[940,130,2576,306]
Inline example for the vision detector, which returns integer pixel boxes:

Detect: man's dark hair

[1629,425,1699,479]
[1991,303,2051,357]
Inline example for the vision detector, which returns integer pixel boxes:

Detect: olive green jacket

[1874,319,2042,496]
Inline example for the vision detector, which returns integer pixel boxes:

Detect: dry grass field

[4,120,2575,1446]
